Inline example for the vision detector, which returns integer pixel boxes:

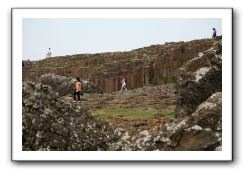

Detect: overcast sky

[22,18,222,61]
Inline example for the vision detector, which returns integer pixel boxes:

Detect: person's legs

[77,91,81,101]
[121,85,127,91]
[73,91,77,100]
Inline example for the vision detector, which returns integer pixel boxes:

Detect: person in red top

[73,77,81,102]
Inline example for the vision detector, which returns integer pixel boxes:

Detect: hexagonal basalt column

[143,66,150,85]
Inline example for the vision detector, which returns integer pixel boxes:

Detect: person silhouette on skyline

[212,28,217,39]
[46,48,52,59]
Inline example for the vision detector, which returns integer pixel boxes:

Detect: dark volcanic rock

[22,82,117,151]
[175,40,222,117]
[39,73,103,96]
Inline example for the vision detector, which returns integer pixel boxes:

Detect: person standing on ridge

[120,76,127,91]
[212,28,217,39]
[46,48,52,59]
[73,77,82,102]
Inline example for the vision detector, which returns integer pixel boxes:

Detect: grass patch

[92,107,155,120]
[91,107,175,120]
[163,109,176,118]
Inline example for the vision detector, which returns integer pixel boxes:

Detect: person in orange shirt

[73,77,81,102]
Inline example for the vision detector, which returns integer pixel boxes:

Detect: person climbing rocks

[46,48,52,59]
[212,28,217,39]
[120,77,127,91]
[73,77,82,102]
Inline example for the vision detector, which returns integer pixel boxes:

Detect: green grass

[91,107,175,120]
[163,109,176,118]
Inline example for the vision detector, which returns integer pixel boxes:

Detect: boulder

[39,73,103,96]
[191,92,222,131]
[22,82,118,151]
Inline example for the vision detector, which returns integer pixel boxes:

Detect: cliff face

[175,39,222,117]
[23,38,217,92]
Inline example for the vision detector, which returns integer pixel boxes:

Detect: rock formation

[23,38,217,92]
[22,82,118,151]
[39,73,103,96]
[175,39,222,117]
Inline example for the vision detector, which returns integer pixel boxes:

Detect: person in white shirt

[120,77,127,91]
[46,48,52,59]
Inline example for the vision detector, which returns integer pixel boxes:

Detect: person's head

[49,48,51,50]
[213,28,215,30]
[76,77,80,82]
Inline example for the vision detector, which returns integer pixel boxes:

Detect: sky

[22,18,222,61]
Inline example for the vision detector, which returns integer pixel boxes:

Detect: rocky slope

[22,82,118,151]
[175,40,222,117]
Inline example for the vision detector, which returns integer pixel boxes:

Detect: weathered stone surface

[22,82,118,151]
[175,39,222,117]
[192,92,222,131]
[39,73,103,96]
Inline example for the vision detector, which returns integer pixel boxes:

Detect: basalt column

[135,67,144,88]
[144,66,150,85]
[102,73,108,92]
[108,74,114,92]
[113,75,118,91]
[152,63,160,85]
